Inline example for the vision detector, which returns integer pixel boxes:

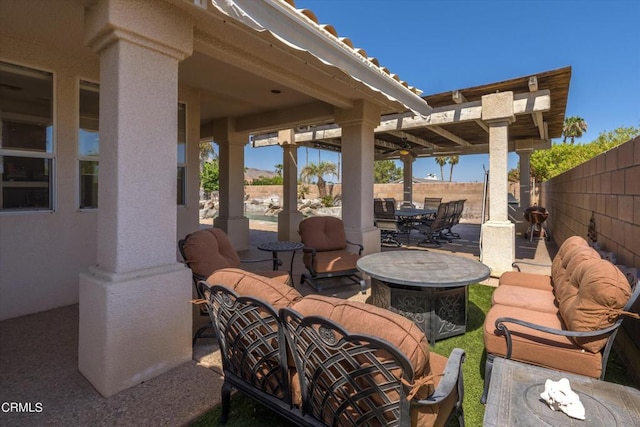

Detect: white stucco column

[79,0,193,397]
[517,147,532,207]
[213,118,250,250]
[402,155,414,206]
[481,92,515,276]
[335,100,381,255]
[277,129,303,241]
[512,143,534,235]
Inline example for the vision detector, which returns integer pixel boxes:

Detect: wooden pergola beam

[452,90,489,133]
[528,76,548,140]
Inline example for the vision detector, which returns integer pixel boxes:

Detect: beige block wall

[245,182,486,222]
[541,136,640,384]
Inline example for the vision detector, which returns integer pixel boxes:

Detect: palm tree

[448,155,459,182]
[299,161,338,198]
[274,163,283,176]
[435,156,448,181]
[562,116,588,144]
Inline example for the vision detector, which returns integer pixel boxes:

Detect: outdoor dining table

[394,208,436,237]
[394,207,435,219]
[357,250,490,345]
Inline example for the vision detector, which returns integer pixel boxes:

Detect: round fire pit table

[357,250,490,345]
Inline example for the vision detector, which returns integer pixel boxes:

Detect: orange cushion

[299,216,348,251]
[411,353,458,427]
[206,268,302,309]
[303,250,360,273]
[498,271,552,291]
[182,228,240,277]
[553,246,600,306]
[491,286,557,313]
[484,304,603,378]
[291,295,432,383]
[560,259,631,353]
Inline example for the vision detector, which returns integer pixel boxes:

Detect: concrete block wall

[541,136,639,384]
[244,182,486,222]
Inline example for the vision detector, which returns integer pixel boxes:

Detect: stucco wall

[0,1,199,320]
[540,136,640,383]
[245,181,486,221]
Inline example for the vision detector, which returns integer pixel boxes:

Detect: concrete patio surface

[0,219,557,426]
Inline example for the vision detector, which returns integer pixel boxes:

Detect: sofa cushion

[559,259,631,353]
[491,285,558,313]
[207,268,302,309]
[498,271,552,291]
[498,236,590,291]
[303,250,361,274]
[484,304,603,378]
[182,228,241,277]
[299,216,348,251]
[291,295,433,393]
[553,246,600,307]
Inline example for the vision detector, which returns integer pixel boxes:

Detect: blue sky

[244,0,640,182]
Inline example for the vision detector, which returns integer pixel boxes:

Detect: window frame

[0,60,56,213]
[77,79,100,211]
[177,102,187,207]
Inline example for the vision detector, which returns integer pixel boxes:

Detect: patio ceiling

[174,0,431,138]
[252,66,571,159]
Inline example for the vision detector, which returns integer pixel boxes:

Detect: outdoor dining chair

[374,198,402,247]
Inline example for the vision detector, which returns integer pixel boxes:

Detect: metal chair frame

[199,282,466,426]
[178,230,283,344]
[481,267,640,404]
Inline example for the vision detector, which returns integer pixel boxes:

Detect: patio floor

[0,220,557,426]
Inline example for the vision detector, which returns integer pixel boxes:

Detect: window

[79,80,99,209]
[1,61,54,211]
[177,103,186,206]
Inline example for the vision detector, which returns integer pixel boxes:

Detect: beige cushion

[207,268,302,309]
[299,216,348,251]
[182,228,240,277]
[559,259,631,353]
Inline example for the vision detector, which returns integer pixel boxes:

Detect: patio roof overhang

[252,66,571,159]
[175,0,431,138]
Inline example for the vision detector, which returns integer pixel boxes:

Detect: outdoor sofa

[482,235,640,403]
[197,268,466,426]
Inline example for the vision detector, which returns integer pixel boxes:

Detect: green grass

[191,284,635,426]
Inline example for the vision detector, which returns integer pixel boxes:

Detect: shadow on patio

[0,220,557,426]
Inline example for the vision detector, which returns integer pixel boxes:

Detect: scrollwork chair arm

[412,348,465,407]
[495,317,620,359]
[511,261,551,272]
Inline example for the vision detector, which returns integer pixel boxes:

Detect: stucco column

[79,0,193,397]
[513,144,533,235]
[277,129,303,241]
[481,92,515,276]
[402,155,414,206]
[517,148,532,207]
[335,100,381,255]
[213,118,250,250]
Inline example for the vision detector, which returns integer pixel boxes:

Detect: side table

[257,241,304,283]
[483,358,640,426]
